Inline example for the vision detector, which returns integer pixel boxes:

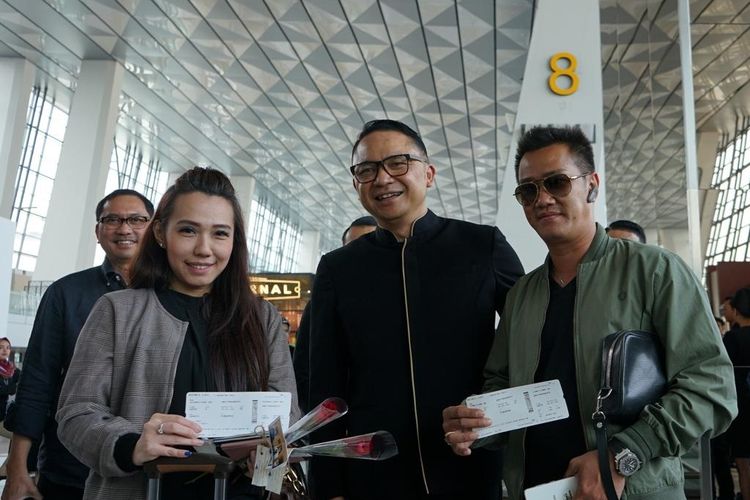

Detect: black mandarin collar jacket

[308,209,524,498]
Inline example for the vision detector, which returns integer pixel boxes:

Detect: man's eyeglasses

[350,154,428,184]
[98,215,150,229]
[513,172,592,207]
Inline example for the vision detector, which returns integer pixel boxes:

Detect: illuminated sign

[250,277,301,301]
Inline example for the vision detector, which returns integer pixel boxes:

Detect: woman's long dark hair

[131,167,269,391]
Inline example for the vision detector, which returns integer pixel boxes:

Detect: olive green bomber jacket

[482,225,737,499]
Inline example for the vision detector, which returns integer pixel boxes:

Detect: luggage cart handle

[143,453,235,479]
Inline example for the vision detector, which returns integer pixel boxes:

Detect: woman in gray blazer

[57,168,299,500]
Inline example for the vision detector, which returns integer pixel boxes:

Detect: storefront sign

[250,277,301,301]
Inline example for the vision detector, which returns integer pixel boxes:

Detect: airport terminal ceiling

[0,0,748,249]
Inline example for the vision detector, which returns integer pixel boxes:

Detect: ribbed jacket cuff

[114,433,141,472]
[612,419,659,463]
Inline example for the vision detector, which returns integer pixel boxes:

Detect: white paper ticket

[465,380,568,439]
[525,476,578,500]
[186,391,291,438]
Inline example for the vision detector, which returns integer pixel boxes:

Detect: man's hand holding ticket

[443,380,568,455]
[465,380,568,438]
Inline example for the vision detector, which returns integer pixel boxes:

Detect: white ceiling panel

[1,0,749,249]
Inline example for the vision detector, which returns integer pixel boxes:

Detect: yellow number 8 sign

[548,52,579,96]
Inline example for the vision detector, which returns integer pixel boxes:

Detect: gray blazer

[56,288,300,500]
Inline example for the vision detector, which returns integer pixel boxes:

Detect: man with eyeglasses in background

[2,189,153,500]
[307,119,524,499]
[443,126,736,500]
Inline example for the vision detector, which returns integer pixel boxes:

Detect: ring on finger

[444,431,457,445]
[157,422,165,435]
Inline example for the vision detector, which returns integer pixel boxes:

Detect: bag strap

[593,411,618,500]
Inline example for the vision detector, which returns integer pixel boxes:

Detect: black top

[309,210,524,499]
[723,325,750,455]
[292,301,311,413]
[523,276,587,489]
[153,289,260,499]
[5,261,126,488]
[158,289,216,415]
[0,368,21,421]
[724,325,750,412]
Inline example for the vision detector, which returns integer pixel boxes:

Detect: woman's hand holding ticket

[441,405,491,456]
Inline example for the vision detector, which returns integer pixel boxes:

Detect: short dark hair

[606,219,647,244]
[96,189,154,220]
[341,215,378,245]
[351,119,428,162]
[514,125,595,180]
[731,287,750,318]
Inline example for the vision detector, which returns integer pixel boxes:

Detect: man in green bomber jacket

[443,125,737,500]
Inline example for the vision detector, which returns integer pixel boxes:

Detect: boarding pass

[465,380,568,439]
[524,476,578,500]
[186,391,291,438]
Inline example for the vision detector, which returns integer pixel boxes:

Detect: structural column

[0,58,35,218]
[697,132,720,255]
[296,230,320,273]
[0,59,34,338]
[495,0,605,271]
[232,174,256,234]
[34,60,124,281]
[678,0,702,277]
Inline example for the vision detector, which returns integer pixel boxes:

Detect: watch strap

[593,412,619,500]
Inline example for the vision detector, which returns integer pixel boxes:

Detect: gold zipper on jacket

[401,232,430,494]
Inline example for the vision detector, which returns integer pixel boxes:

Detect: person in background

[341,216,377,246]
[714,316,729,336]
[722,295,739,331]
[0,337,20,477]
[712,302,738,500]
[0,338,20,426]
[56,167,299,500]
[721,287,750,500]
[293,215,377,414]
[308,119,523,499]
[282,316,294,357]
[2,189,153,500]
[443,125,736,500]
[606,219,646,244]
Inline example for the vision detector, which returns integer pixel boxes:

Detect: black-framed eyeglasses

[350,153,428,184]
[98,215,151,229]
[514,172,592,207]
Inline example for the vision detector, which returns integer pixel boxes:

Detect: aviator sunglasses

[514,172,592,207]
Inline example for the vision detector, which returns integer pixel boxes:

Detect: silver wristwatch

[613,446,642,477]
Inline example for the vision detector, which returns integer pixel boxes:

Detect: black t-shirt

[523,276,587,490]
[157,289,261,499]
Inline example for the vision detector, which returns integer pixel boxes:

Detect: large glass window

[104,141,169,203]
[247,196,301,273]
[11,87,69,272]
[706,119,750,265]
[93,141,169,265]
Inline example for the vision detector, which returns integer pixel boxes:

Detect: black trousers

[711,433,735,500]
[38,474,84,500]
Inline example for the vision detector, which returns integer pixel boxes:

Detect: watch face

[618,453,640,476]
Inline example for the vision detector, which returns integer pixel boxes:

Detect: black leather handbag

[592,330,667,500]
